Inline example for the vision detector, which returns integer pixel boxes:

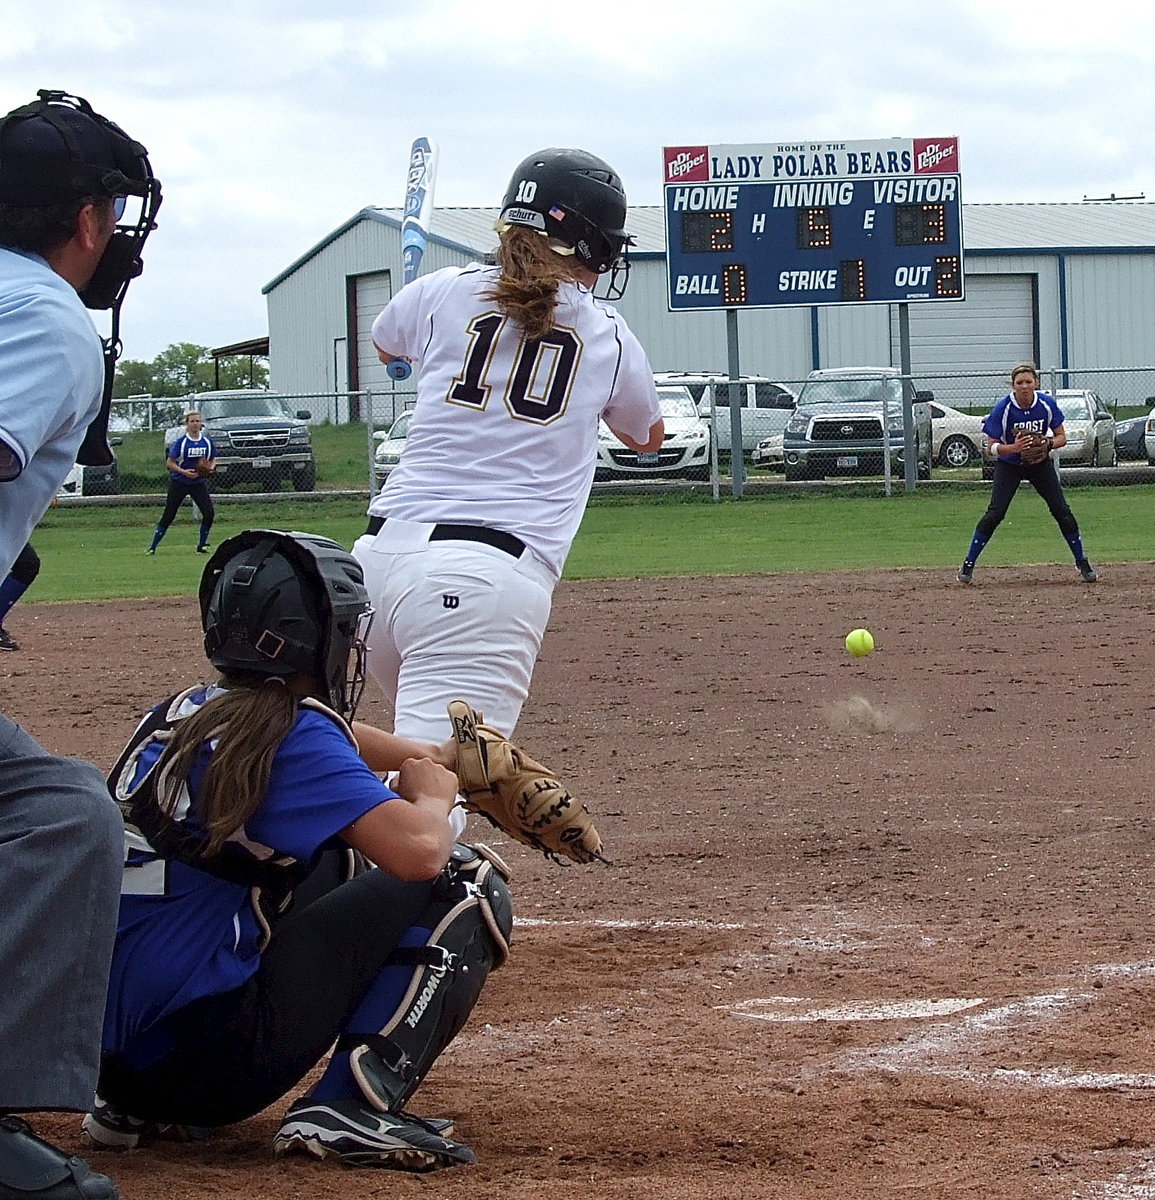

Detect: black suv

[194,391,316,492]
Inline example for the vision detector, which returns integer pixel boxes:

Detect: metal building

[263,201,1155,399]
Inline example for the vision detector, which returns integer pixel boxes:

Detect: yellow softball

[845,628,875,658]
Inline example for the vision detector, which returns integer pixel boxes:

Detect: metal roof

[266,201,1155,292]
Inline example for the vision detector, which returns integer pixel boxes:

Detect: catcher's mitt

[1018,433,1050,466]
[195,458,214,477]
[447,700,605,864]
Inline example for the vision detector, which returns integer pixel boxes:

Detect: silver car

[372,409,413,488]
[1052,389,1116,467]
[929,401,985,468]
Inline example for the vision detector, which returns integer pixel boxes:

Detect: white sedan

[929,401,986,468]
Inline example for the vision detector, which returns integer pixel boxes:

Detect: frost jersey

[166,431,215,481]
[368,264,661,578]
[982,392,1065,466]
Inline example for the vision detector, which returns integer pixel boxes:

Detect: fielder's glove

[1018,433,1051,465]
[195,458,215,477]
[447,700,605,865]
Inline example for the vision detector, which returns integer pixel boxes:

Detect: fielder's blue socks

[1065,532,1087,561]
[965,532,989,564]
[198,521,211,550]
[148,526,165,551]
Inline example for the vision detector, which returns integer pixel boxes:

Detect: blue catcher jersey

[103,686,398,1066]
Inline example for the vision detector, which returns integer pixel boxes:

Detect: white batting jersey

[369,263,660,576]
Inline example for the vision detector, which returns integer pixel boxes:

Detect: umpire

[0,89,160,1200]
[957,362,1098,585]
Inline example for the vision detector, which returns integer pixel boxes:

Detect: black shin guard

[348,844,513,1113]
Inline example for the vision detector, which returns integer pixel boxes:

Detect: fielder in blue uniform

[146,410,216,554]
[957,363,1097,584]
[85,530,510,1173]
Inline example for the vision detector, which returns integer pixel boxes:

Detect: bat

[401,137,437,288]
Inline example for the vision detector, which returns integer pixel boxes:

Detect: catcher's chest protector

[108,687,358,932]
[346,843,513,1112]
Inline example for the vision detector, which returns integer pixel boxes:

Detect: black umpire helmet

[199,530,373,720]
[498,148,632,279]
[0,89,162,310]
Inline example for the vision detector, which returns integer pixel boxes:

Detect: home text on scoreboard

[662,138,964,312]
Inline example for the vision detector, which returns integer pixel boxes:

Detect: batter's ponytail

[487,226,582,341]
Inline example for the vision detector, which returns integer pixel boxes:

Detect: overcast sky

[5,0,1154,362]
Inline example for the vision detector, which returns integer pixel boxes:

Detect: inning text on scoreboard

[662,138,964,311]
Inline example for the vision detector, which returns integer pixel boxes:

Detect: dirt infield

[8,562,1155,1200]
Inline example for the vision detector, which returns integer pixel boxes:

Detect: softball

[845,628,875,658]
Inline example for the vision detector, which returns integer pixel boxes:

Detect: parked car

[1142,402,1155,464]
[752,431,784,470]
[783,367,933,482]
[194,390,316,492]
[929,401,985,468]
[56,437,123,497]
[654,371,796,454]
[595,385,709,479]
[981,388,1117,478]
[1052,389,1115,467]
[372,409,413,488]
[1115,413,1149,461]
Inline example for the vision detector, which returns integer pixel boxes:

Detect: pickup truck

[782,367,933,482]
[193,390,316,492]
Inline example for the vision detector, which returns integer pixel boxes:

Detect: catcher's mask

[199,530,374,720]
[0,89,163,466]
[497,147,632,300]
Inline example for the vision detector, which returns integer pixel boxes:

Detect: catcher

[145,409,217,554]
[956,362,1098,585]
[85,530,512,1171]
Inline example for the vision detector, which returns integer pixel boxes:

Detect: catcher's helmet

[199,530,373,720]
[498,148,632,283]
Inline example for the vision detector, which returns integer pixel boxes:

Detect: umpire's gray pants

[0,712,122,1111]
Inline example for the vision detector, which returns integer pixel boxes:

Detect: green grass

[26,482,1155,603]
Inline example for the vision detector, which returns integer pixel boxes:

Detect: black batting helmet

[498,148,632,277]
[199,530,373,720]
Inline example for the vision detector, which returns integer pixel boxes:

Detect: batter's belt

[365,516,525,559]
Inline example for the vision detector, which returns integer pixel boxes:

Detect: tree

[113,343,268,398]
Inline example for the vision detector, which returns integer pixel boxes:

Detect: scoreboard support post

[726,308,745,497]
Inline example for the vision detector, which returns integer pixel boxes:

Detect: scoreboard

[662,137,964,312]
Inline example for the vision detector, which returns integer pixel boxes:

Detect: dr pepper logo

[664,146,709,183]
[913,138,959,173]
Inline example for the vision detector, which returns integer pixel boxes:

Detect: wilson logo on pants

[442,594,460,609]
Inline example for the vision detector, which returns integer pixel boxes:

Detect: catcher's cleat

[956,561,974,585]
[1077,559,1098,583]
[0,627,18,651]
[81,1096,212,1152]
[272,1098,473,1171]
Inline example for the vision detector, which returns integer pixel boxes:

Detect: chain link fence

[86,371,1155,503]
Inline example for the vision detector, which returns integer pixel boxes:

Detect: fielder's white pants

[353,519,558,744]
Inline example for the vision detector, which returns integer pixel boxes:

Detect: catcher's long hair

[485,225,583,341]
[154,674,299,858]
